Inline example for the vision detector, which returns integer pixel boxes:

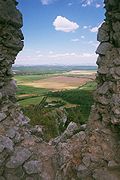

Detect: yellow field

[19,75,94,91]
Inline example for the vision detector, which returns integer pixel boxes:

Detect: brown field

[20,75,94,91]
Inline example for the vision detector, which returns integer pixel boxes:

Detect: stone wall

[0,0,120,179]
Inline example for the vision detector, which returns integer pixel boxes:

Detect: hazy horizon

[14,62,98,67]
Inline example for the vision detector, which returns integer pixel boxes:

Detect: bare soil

[20,76,94,91]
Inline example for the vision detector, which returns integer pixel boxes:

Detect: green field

[15,74,56,83]
[79,81,97,90]
[17,85,49,95]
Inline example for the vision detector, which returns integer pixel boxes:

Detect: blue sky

[16,0,104,66]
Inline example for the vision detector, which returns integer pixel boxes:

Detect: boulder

[96,42,113,55]
[6,148,32,168]
[0,136,14,153]
[0,113,7,122]
[97,23,110,42]
[23,160,42,175]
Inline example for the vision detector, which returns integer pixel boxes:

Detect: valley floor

[14,68,97,140]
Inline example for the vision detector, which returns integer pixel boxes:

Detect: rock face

[0,0,120,179]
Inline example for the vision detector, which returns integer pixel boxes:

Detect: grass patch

[17,85,49,96]
[22,106,65,141]
[48,81,97,123]
[15,74,54,83]
[18,96,44,106]
[79,81,97,90]
[16,85,49,106]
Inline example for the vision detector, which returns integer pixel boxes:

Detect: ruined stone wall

[95,0,120,126]
[0,0,120,179]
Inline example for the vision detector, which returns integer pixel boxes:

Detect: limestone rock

[97,23,110,42]
[64,122,79,137]
[93,168,120,180]
[0,0,23,28]
[4,166,25,180]
[0,92,2,100]
[30,125,43,137]
[112,22,120,32]
[52,122,79,144]
[0,136,14,153]
[108,160,118,169]
[97,82,109,95]
[0,113,7,122]
[6,128,17,139]
[0,144,4,153]
[77,164,91,178]
[113,58,120,66]
[96,42,113,55]
[80,124,87,131]
[96,95,109,105]
[77,131,86,141]
[14,132,22,144]
[112,107,120,116]
[113,32,120,47]
[6,148,32,168]
[111,117,120,125]
[82,155,91,167]
[115,67,120,77]
[17,113,30,126]
[1,80,17,97]
[23,160,42,175]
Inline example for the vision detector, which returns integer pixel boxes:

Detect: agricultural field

[15,68,96,91]
[18,76,94,91]
[14,66,97,140]
[15,69,96,106]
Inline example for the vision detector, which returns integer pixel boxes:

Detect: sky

[16,0,105,66]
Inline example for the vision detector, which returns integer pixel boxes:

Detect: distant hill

[12,65,97,75]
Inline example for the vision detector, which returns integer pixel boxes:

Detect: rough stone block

[96,42,113,55]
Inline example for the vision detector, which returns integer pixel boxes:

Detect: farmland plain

[14,66,97,140]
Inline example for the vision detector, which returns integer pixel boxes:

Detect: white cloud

[96,3,101,8]
[71,36,85,42]
[90,23,102,33]
[82,0,93,7]
[53,16,79,32]
[83,25,91,29]
[16,50,97,66]
[71,38,80,42]
[48,52,92,59]
[48,53,71,58]
[81,53,95,57]
[90,26,98,32]
[88,41,99,47]
[41,0,55,5]
[82,0,101,8]
[83,40,99,48]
